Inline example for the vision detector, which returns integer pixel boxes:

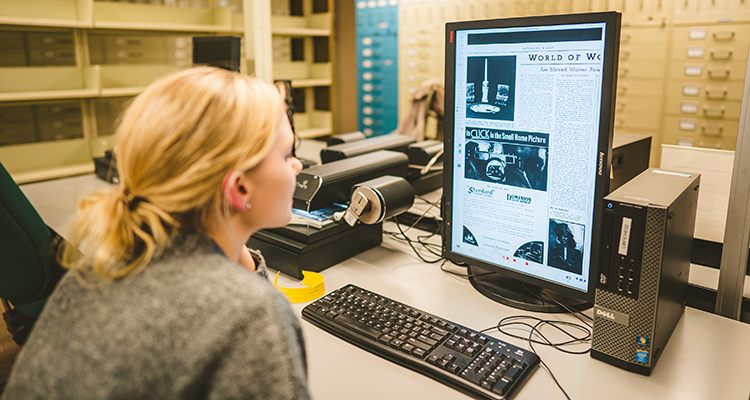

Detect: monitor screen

[442,12,621,311]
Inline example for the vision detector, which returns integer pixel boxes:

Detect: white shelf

[92,2,234,32]
[274,61,331,81]
[0,139,93,184]
[0,0,336,181]
[0,66,100,103]
[271,14,331,36]
[294,111,331,139]
[292,78,333,88]
[0,0,91,28]
[99,64,184,95]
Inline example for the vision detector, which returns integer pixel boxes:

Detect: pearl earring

[245,203,252,210]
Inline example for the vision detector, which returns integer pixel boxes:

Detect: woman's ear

[222,170,251,210]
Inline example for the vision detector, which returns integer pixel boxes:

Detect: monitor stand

[468,265,592,313]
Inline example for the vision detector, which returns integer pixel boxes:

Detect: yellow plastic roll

[273,271,326,303]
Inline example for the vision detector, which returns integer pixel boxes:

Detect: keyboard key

[417,335,438,347]
[504,366,523,382]
[492,378,512,396]
[406,338,431,353]
[333,315,382,340]
[461,370,484,385]
[481,380,495,390]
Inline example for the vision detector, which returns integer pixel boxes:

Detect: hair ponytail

[60,186,177,282]
[58,67,285,282]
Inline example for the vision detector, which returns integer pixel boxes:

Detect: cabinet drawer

[663,133,736,150]
[665,97,742,119]
[621,26,670,45]
[614,110,663,131]
[617,79,665,98]
[664,115,739,140]
[669,60,747,81]
[672,25,750,60]
[614,97,663,131]
[667,81,745,101]
[618,59,667,79]
[672,44,746,62]
[615,96,663,115]
[620,43,669,62]
[0,121,37,146]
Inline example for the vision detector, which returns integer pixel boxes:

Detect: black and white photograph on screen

[547,219,585,275]
[514,241,544,264]
[462,226,479,246]
[466,56,516,121]
[464,139,548,191]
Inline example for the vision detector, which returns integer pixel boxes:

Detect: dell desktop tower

[591,168,700,375]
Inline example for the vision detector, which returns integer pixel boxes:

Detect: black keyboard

[301,284,540,400]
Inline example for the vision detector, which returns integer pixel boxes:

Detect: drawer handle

[711,49,732,60]
[708,68,730,79]
[702,124,723,136]
[621,33,631,42]
[705,88,727,99]
[620,51,630,60]
[616,103,626,112]
[619,67,629,77]
[713,31,735,41]
[617,85,627,95]
[615,118,625,128]
[703,106,725,118]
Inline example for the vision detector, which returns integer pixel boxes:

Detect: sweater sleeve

[205,280,309,400]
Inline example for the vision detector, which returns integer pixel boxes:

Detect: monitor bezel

[442,11,621,305]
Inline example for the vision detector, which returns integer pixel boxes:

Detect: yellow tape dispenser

[273,271,326,303]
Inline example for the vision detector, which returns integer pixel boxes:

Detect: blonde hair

[61,67,285,280]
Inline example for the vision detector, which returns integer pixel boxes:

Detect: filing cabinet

[664,22,747,152]
[615,24,670,165]
[0,105,36,146]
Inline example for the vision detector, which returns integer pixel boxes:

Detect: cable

[491,316,591,354]
[439,260,495,279]
[527,321,572,400]
[386,215,445,264]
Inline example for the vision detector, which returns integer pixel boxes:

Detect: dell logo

[594,305,630,326]
[596,308,615,320]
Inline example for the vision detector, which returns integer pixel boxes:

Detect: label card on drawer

[685,65,703,76]
[687,47,705,58]
[689,29,707,40]
[679,119,697,130]
[681,103,699,113]
[683,85,701,96]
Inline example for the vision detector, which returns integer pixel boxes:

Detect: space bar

[333,315,382,340]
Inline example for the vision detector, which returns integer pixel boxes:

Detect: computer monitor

[442,12,621,312]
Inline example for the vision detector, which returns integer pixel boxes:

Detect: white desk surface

[21,174,750,400]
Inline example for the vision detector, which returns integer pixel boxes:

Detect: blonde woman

[2,67,307,399]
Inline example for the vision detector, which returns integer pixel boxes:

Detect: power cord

[477,285,593,400]
[387,202,587,399]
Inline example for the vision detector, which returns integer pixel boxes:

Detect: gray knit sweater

[1,232,310,400]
